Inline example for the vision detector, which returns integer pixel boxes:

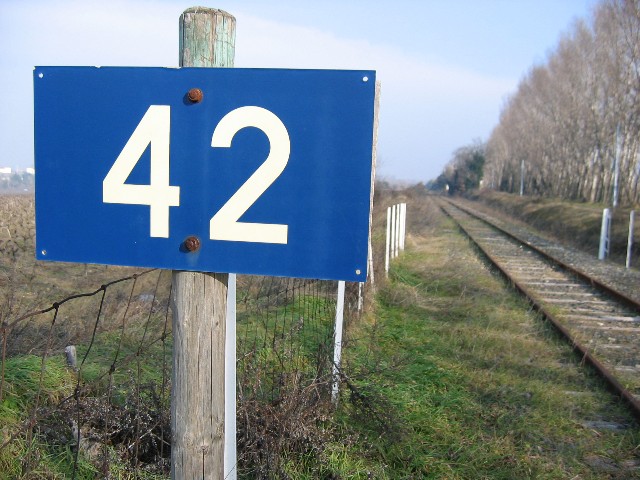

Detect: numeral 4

[103,105,180,238]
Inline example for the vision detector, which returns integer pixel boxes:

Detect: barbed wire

[0,266,364,478]
[0,193,385,478]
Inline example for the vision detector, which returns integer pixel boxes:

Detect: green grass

[0,317,171,478]
[75,318,171,396]
[322,200,640,479]
[237,293,336,351]
[1,355,73,427]
[0,441,99,480]
[0,355,100,479]
[3,191,639,478]
[473,190,639,265]
[236,292,336,400]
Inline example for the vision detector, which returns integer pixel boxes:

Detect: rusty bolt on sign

[187,88,203,103]
[183,236,201,252]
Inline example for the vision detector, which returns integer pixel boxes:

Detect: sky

[0,0,599,183]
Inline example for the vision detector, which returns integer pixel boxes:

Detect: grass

[472,190,640,266]
[0,340,172,479]
[0,355,73,425]
[325,195,640,479]
[0,281,172,479]
[3,190,640,478]
[0,355,101,479]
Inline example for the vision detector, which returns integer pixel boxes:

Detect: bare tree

[482,0,640,206]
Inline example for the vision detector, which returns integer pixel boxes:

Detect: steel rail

[438,199,640,421]
[444,198,640,312]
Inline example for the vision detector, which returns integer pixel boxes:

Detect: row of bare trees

[428,141,485,195]
[484,0,640,206]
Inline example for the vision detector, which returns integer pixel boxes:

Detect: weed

[335,195,640,479]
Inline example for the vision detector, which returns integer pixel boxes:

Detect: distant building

[25,167,35,175]
[0,167,11,174]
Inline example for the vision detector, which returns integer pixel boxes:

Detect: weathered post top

[179,7,235,68]
[172,7,236,480]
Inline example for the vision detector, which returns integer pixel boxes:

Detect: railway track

[437,198,640,419]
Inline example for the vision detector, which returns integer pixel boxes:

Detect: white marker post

[391,204,397,259]
[403,203,407,248]
[395,204,401,254]
[400,203,406,251]
[332,280,346,404]
[393,203,397,258]
[224,273,237,479]
[627,211,635,269]
[599,208,611,260]
[385,207,391,276]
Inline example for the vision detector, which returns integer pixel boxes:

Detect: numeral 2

[210,106,289,244]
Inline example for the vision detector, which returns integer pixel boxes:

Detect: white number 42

[103,105,290,244]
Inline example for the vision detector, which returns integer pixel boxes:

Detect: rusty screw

[187,88,203,103]
[183,236,201,252]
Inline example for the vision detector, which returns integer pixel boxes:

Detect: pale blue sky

[0,0,598,182]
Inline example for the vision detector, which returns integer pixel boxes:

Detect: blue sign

[34,67,376,281]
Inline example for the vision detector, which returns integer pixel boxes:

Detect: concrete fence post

[627,211,635,269]
[400,203,406,251]
[391,204,397,259]
[599,208,611,261]
[64,345,77,370]
[385,206,391,276]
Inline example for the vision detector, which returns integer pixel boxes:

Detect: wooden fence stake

[172,8,235,479]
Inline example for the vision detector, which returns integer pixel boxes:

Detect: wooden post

[172,8,235,480]
[365,81,381,291]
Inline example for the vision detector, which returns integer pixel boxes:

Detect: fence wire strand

[0,190,376,479]
[0,264,363,478]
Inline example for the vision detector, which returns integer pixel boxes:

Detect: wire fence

[0,191,397,478]
[0,237,364,479]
